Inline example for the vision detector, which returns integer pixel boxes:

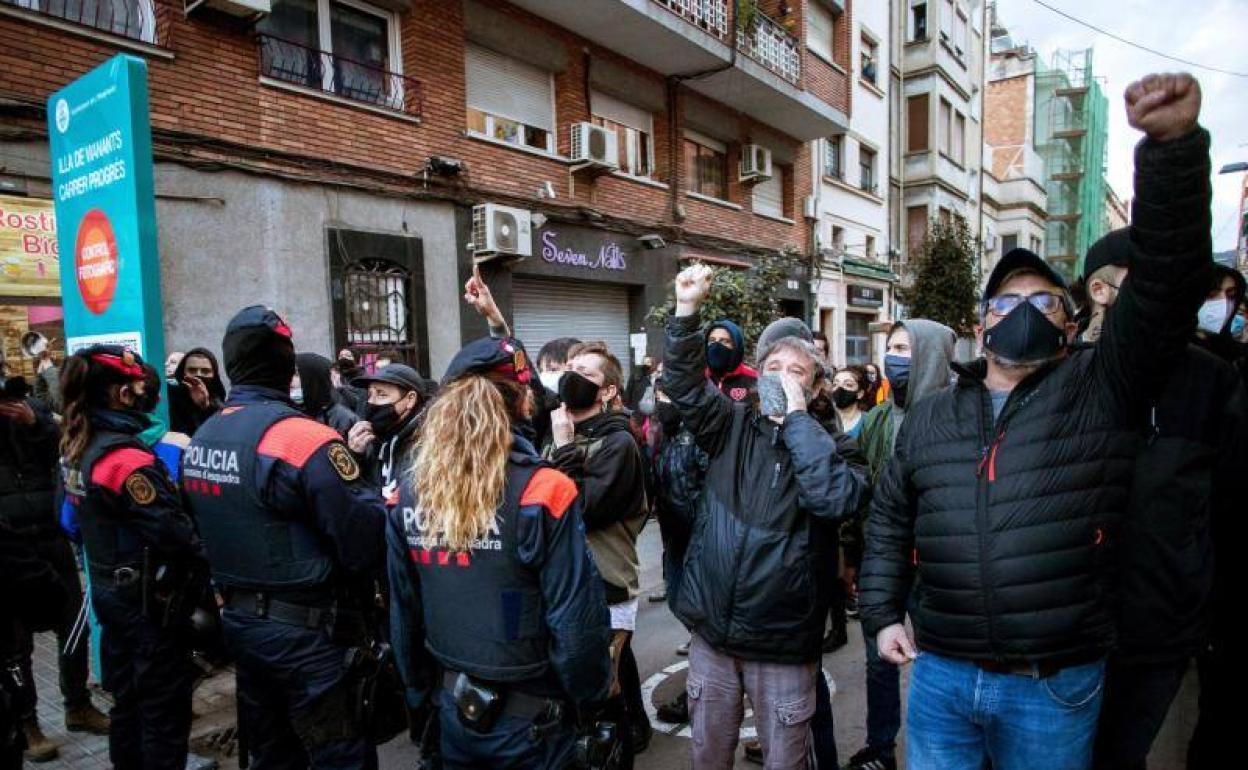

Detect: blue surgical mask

[1197,298,1231,335]
[883,354,911,388]
[1231,314,1246,338]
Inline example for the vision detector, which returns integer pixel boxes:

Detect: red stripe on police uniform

[256,418,340,469]
[91,448,155,494]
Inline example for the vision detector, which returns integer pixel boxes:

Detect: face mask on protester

[706,342,735,375]
[1231,314,1246,338]
[983,301,1068,365]
[808,392,833,419]
[866,370,879,384]
[832,388,860,410]
[538,369,563,394]
[363,400,405,438]
[558,371,601,411]
[1197,298,1231,335]
[289,387,304,406]
[884,354,911,408]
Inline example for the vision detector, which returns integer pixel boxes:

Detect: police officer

[185,306,387,770]
[387,335,613,769]
[58,346,203,770]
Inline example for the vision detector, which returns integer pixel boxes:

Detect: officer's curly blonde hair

[409,373,524,552]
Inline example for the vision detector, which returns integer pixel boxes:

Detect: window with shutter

[953,112,966,164]
[907,94,929,152]
[806,2,834,62]
[591,91,655,178]
[939,99,952,155]
[465,44,554,152]
[753,168,783,218]
[907,206,927,257]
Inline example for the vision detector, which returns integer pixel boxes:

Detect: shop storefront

[0,194,64,380]
[463,217,681,375]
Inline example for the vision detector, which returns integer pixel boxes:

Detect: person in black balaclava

[168,347,226,436]
[292,353,359,438]
[704,319,757,403]
[184,306,388,770]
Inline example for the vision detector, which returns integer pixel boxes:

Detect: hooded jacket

[706,320,759,401]
[859,128,1215,664]
[662,314,863,663]
[1194,264,1247,381]
[858,319,956,484]
[169,347,226,436]
[295,353,359,438]
[547,411,648,605]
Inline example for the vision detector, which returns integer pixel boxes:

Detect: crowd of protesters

[0,70,1244,770]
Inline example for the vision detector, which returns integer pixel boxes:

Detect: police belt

[225,589,359,631]
[441,671,564,722]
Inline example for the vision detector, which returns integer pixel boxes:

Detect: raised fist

[1125,72,1200,143]
[675,264,714,315]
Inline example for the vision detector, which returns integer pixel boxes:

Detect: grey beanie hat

[756,317,813,352]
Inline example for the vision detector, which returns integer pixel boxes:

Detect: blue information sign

[47,54,165,395]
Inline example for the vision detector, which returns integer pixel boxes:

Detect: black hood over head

[173,346,227,402]
[295,353,337,415]
[222,305,296,392]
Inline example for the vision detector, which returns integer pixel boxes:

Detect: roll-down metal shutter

[512,277,632,378]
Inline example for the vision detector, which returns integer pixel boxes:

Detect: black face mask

[832,388,860,409]
[558,371,601,411]
[983,301,1068,366]
[706,342,735,375]
[364,400,407,438]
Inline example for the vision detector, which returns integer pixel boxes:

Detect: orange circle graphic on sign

[74,209,119,315]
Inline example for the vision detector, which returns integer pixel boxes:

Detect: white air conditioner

[471,203,532,261]
[185,0,269,20]
[739,144,773,182]
[570,123,618,170]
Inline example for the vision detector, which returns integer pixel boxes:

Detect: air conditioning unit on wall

[471,203,533,262]
[185,0,270,20]
[570,123,619,170]
[739,144,773,182]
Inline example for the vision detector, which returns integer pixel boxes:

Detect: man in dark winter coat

[662,264,862,767]
[347,364,429,508]
[860,73,1214,770]
[1078,228,1248,770]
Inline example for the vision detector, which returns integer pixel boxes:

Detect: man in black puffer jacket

[860,72,1214,770]
[662,267,863,767]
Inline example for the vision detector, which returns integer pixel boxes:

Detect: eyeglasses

[983,292,1067,317]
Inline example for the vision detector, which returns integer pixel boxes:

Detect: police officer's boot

[65,702,111,735]
[22,718,59,762]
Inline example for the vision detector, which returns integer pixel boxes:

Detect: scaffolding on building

[1034,48,1110,282]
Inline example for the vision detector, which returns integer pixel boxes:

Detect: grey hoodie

[861,319,956,467]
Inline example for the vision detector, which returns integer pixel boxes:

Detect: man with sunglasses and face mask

[860,72,1215,770]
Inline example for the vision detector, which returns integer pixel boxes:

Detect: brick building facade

[0,0,849,376]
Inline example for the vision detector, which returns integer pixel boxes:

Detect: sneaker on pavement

[65,702,111,735]
[843,746,897,770]
[655,692,688,724]
[675,639,690,656]
[22,719,59,763]
[743,739,763,765]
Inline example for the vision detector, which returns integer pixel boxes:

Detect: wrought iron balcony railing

[652,0,728,40]
[1,0,154,42]
[257,33,423,118]
[736,7,800,85]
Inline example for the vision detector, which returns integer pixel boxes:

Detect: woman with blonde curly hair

[386,329,613,769]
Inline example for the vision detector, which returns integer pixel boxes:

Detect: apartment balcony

[504,0,847,139]
[258,34,423,117]
[0,0,158,43]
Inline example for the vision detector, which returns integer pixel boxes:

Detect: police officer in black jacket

[59,346,204,770]
[388,335,613,770]
[185,307,387,770]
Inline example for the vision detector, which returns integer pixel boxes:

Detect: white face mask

[1197,298,1231,334]
[538,370,563,394]
[290,387,304,405]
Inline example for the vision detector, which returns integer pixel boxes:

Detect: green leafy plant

[648,249,810,356]
[896,216,981,335]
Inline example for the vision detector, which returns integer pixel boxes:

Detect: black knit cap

[222,305,296,391]
[1081,228,1131,283]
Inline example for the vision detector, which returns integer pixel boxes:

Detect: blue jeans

[864,632,902,752]
[907,652,1106,770]
[437,691,576,769]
